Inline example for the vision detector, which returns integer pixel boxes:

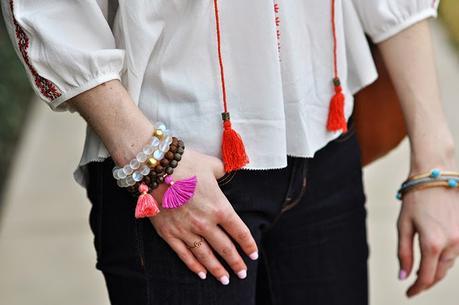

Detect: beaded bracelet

[112,121,172,186]
[396,168,459,200]
[111,122,197,219]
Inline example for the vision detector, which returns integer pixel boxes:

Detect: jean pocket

[216,170,238,187]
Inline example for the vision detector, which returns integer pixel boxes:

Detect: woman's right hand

[68,80,257,284]
[148,148,259,285]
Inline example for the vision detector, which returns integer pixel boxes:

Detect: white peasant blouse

[1,0,439,189]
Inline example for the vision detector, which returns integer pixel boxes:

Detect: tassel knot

[135,183,160,219]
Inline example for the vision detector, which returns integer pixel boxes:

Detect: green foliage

[0,20,33,201]
[440,0,459,47]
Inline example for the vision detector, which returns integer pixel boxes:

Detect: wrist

[409,135,457,175]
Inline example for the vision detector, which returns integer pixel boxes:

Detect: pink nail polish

[219,275,229,285]
[198,272,206,280]
[237,269,247,279]
[249,251,258,260]
[399,270,407,280]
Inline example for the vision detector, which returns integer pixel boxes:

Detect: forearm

[377,19,456,174]
[69,80,154,167]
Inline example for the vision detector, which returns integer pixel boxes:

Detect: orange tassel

[221,114,249,172]
[326,78,348,133]
[135,183,160,219]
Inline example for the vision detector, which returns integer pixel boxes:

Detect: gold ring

[186,236,204,249]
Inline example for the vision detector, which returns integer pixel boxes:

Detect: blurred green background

[0,19,33,205]
[440,0,459,46]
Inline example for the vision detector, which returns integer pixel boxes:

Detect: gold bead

[146,157,158,168]
[154,129,164,140]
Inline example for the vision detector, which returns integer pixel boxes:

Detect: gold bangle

[407,169,459,180]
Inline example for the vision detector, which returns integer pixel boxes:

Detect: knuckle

[418,278,433,287]
[190,217,211,234]
[186,261,201,272]
[195,249,213,262]
[398,251,410,261]
[449,232,459,247]
[213,207,229,221]
[237,229,251,242]
[211,266,226,276]
[423,239,442,254]
[221,245,235,257]
[157,227,174,239]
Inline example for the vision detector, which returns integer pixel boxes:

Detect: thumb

[397,217,415,280]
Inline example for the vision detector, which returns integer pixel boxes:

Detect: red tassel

[135,183,160,219]
[326,78,348,133]
[221,114,249,172]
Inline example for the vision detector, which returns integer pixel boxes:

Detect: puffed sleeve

[1,0,125,113]
[351,0,440,43]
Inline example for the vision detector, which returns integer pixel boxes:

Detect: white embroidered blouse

[2,0,439,189]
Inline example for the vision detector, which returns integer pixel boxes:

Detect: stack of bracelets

[396,168,459,200]
[112,121,198,219]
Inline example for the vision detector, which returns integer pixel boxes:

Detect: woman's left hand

[397,182,459,297]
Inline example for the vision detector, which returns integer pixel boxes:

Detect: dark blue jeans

[85,121,369,305]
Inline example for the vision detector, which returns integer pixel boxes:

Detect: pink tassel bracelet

[135,175,198,218]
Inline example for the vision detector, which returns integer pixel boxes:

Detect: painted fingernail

[198,272,206,280]
[237,269,247,279]
[399,270,407,280]
[219,275,230,285]
[249,251,259,260]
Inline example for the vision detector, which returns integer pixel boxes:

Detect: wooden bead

[160,158,169,167]
[170,160,178,168]
[174,153,182,161]
[165,151,175,160]
[156,175,164,184]
[169,145,177,153]
[155,165,164,173]
[177,146,184,154]
[165,167,174,175]
[151,182,158,189]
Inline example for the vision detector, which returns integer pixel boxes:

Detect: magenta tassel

[162,175,198,209]
[135,183,160,218]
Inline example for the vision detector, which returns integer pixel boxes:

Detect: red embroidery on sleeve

[273,2,281,58]
[9,0,62,101]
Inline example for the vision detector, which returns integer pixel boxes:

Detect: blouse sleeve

[351,0,440,44]
[1,0,125,113]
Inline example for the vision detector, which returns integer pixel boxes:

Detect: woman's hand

[148,148,259,285]
[397,171,459,298]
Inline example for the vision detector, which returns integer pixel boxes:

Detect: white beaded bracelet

[111,121,173,187]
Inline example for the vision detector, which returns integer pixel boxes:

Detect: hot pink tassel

[135,183,160,218]
[162,175,198,209]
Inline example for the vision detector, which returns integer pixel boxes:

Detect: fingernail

[249,251,259,260]
[237,269,247,279]
[399,269,407,280]
[219,275,230,285]
[198,272,206,280]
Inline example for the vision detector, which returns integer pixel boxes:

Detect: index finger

[217,205,259,260]
[406,238,441,297]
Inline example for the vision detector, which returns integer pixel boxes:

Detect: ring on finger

[186,236,204,249]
